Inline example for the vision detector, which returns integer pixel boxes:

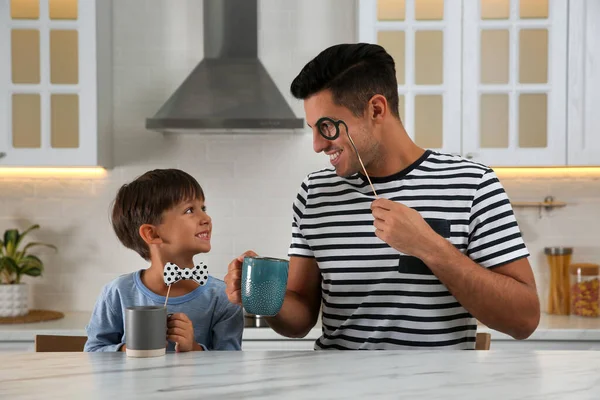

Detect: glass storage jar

[545,247,573,315]
[570,263,600,317]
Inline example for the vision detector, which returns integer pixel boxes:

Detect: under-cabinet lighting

[0,167,107,179]
[494,167,600,179]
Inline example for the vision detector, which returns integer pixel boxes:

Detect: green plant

[0,224,57,284]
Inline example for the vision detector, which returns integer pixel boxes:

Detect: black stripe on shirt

[323,299,462,310]
[323,322,476,336]
[322,312,473,323]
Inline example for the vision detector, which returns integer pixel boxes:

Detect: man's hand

[371,198,443,259]
[224,250,259,305]
[167,313,200,352]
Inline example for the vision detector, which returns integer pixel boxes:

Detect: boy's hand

[225,250,259,305]
[167,313,200,352]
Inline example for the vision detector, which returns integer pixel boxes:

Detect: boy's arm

[84,286,125,352]
[210,300,244,350]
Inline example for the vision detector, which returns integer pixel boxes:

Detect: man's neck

[366,122,426,177]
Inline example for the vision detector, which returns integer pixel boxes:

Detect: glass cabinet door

[359,0,462,155]
[461,0,567,166]
[0,0,94,166]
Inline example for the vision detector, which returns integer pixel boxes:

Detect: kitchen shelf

[511,196,567,216]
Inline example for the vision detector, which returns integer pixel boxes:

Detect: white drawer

[0,341,34,353]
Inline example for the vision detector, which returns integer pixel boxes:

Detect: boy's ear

[139,224,162,245]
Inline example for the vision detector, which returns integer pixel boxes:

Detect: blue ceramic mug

[241,256,289,316]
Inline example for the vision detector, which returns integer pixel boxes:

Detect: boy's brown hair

[111,169,205,260]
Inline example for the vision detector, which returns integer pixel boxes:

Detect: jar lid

[544,247,573,255]
[570,263,600,276]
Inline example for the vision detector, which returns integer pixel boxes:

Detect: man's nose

[313,129,329,153]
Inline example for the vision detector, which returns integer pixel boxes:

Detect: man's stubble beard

[339,134,380,179]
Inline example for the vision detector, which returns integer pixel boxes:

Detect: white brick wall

[500,175,600,311]
[0,0,598,312]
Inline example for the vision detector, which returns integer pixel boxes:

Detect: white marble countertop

[1,311,600,342]
[1,350,599,399]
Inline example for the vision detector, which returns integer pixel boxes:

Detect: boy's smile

[195,230,210,240]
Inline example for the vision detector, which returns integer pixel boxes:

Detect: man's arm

[371,198,540,340]
[224,176,322,338]
[265,256,322,338]
[422,236,539,340]
[224,253,322,339]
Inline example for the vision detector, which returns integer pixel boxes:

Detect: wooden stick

[164,284,172,308]
[346,131,378,198]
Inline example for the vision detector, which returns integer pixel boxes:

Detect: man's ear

[369,94,388,122]
[139,224,162,245]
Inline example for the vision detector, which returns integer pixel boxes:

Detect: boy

[85,169,243,352]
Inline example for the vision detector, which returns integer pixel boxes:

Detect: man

[225,43,540,350]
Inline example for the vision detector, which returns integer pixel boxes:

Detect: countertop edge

[242,327,600,342]
[2,312,600,342]
[5,328,599,342]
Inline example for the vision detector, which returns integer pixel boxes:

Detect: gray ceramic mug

[125,306,166,357]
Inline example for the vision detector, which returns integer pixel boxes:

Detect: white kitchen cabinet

[462,0,567,166]
[567,0,600,166]
[0,0,112,167]
[359,0,593,167]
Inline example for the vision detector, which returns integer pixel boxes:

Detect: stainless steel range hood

[146,0,304,132]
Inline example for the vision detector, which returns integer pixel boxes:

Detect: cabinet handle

[0,152,6,159]
[465,153,475,160]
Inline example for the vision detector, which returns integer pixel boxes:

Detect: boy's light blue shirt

[84,270,243,352]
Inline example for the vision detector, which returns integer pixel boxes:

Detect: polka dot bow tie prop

[163,262,209,286]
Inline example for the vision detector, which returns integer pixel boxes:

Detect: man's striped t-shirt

[288,150,529,350]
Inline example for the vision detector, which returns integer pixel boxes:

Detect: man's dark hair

[111,169,205,260]
[290,43,400,120]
